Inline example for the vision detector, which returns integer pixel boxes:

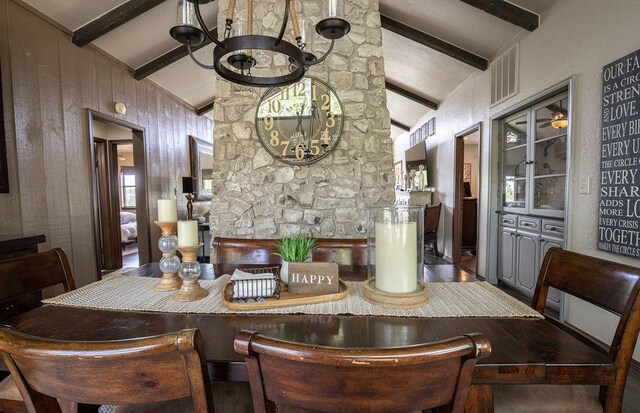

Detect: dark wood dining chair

[0,248,77,413]
[493,247,640,413]
[211,237,368,279]
[0,247,76,323]
[234,330,491,413]
[0,327,214,413]
[424,203,443,257]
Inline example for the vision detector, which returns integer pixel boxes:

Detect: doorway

[113,141,139,267]
[453,123,481,274]
[88,112,150,278]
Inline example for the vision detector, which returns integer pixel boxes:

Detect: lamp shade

[182,177,197,193]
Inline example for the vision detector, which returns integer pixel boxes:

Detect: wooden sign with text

[598,48,640,259]
[287,262,339,294]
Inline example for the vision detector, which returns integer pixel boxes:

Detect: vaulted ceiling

[21,0,556,138]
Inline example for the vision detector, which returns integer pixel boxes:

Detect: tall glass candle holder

[174,244,208,302]
[365,206,427,308]
[154,221,182,291]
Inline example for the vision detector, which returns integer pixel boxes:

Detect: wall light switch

[579,177,590,194]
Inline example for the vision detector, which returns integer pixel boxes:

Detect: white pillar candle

[177,220,198,246]
[157,199,177,222]
[375,221,418,293]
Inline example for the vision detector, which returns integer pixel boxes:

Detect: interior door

[95,139,122,270]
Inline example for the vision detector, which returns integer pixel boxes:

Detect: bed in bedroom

[120,211,137,249]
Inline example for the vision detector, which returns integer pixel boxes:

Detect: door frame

[88,111,150,278]
[453,122,481,269]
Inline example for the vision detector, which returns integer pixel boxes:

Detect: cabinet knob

[5,304,14,312]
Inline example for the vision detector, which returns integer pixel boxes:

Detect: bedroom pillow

[120,211,136,224]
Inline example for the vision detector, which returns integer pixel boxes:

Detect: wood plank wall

[0,0,213,287]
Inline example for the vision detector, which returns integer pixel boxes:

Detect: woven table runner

[43,274,542,319]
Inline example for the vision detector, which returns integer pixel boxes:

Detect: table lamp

[182,177,197,220]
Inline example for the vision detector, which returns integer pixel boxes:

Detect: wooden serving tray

[222,280,350,311]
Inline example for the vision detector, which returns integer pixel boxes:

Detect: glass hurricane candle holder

[153,221,182,291]
[174,244,208,302]
[365,206,427,308]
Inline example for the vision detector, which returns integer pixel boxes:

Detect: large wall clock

[255,76,344,165]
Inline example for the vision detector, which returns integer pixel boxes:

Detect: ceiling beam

[380,15,488,71]
[196,102,214,116]
[390,119,410,132]
[72,0,167,47]
[134,28,218,80]
[458,0,538,31]
[385,80,439,110]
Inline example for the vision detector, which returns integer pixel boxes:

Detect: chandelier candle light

[154,200,181,292]
[170,0,351,87]
[174,220,208,301]
[365,206,427,308]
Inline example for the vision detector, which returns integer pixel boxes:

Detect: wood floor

[424,260,640,412]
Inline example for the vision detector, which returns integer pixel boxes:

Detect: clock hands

[295,103,306,141]
[293,103,314,159]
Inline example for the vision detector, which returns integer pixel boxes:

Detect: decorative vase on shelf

[418,165,426,191]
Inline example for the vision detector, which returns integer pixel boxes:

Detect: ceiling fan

[515,102,568,129]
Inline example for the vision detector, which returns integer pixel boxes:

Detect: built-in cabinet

[497,91,570,311]
[499,215,564,310]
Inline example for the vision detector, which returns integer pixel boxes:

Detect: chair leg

[433,237,443,257]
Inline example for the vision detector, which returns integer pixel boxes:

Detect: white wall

[393,0,640,360]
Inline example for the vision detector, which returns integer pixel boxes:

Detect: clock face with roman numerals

[255,76,344,165]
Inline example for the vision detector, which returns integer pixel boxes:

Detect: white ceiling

[22,0,556,131]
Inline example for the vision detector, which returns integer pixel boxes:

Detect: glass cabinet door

[499,92,569,217]
[501,111,529,212]
[530,93,568,217]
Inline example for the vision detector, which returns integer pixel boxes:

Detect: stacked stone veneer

[211,0,394,238]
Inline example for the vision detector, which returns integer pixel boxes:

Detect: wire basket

[231,266,281,302]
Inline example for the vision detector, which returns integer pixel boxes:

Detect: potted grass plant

[275,234,316,284]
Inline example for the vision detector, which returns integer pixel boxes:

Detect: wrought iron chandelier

[170,0,350,87]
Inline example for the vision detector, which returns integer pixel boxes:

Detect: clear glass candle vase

[179,261,202,282]
[160,254,181,274]
[158,234,180,274]
[158,234,178,253]
[368,206,424,294]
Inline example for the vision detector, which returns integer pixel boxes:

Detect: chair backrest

[424,203,442,233]
[0,248,76,322]
[212,237,368,279]
[531,247,640,412]
[235,330,491,413]
[0,327,213,413]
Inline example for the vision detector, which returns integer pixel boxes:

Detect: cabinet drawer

[542,219,565,237]
[518,217,541,233]
[500,214,518,228]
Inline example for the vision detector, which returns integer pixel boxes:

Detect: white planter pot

[280,261,289,284]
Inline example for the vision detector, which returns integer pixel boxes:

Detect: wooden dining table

[4,264,616,412]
